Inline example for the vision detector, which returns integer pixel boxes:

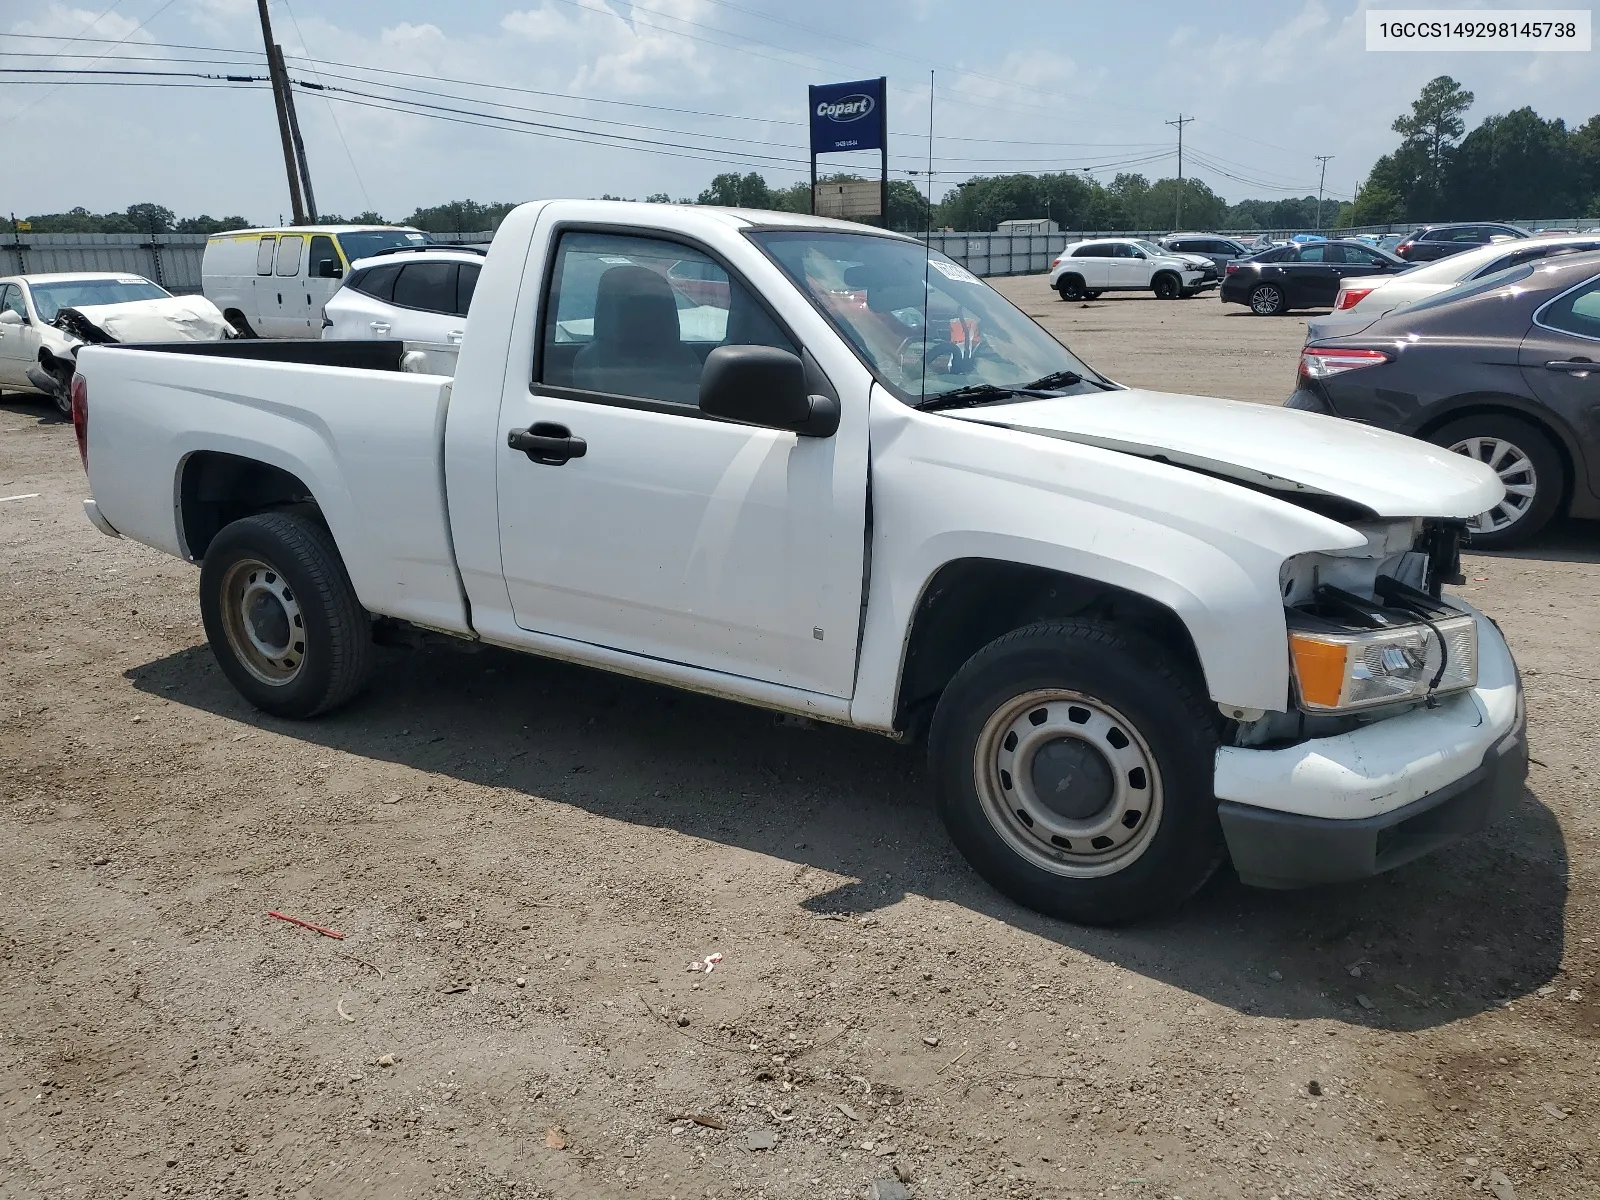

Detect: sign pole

[878,77,888,228]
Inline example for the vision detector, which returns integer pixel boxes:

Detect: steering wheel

[895,334,960,375]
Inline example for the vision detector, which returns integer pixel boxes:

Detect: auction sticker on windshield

[929,259,982,285]
[1366,9,1590,50]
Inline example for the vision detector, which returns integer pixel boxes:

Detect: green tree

[1340,180,1405,227]
[1445,107,1580,219]
[695,172,773,208]
[1390,75,1474,217]
[404,200,519,233]
[175,214,249,233]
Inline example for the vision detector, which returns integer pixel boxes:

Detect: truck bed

[79,341,471,636]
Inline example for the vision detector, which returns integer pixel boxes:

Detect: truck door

[251,235,283,336]
[494,228,868,699]
[1520,271,1600,498]
[0,285,35,386]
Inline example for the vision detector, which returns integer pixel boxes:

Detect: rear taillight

[1395,241,1416,259]
[1225,263,1240,275]
[1298,347,1391,379]
[1335,287,1374,311]
[70,372,89,471]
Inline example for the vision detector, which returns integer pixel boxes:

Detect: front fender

[849,397,1369,730]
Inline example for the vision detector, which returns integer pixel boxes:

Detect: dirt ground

[1,282,1596,1200]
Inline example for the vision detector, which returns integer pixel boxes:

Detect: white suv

[322,247,484,343]
[1049,238,1214,301]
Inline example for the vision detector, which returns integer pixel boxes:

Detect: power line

[1165,114,1194,228]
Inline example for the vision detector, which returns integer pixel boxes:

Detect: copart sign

[808,77,887,154]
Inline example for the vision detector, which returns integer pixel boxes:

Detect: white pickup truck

[71,201,1527,925]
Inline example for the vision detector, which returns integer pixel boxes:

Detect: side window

[1538,276,1600,341]
[538,230,794,409]
[456,263,481,317]
[1072,243,1107,258]
[309,235,340,279]
[354,263,400,302]
[255,236,277,276]
[1168,240,1193,252]
[393,262,459,312]
[0,285,24,318]
[275,234,304,277]
[1298,245,1327,262]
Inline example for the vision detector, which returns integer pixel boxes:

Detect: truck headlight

[1289,615,1477,712]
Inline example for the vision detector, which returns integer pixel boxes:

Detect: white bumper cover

[1213,604,1519,821]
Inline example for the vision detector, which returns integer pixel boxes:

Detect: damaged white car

[0,273,231,414]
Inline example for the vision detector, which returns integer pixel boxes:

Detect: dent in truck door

[494,229,867,699]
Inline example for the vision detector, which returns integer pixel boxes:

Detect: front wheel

[199,512,373,717]
[928,620,1224,925]
[1152,273,1179,300]
[1084,290,1103,300]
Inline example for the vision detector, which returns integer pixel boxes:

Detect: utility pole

[277,44,318,222]
[1165,113,1194,230]
[255,0,306,224]
[1314,155,1334,230]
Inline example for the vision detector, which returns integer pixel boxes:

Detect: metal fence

[5,215,1596,289]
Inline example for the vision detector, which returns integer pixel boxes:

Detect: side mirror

[698,345,839,438]
[0,309,22,325]
[316,260,343,279]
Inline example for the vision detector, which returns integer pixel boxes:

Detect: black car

[1393,222,1529,263]
[1287,251,1600,547]
[1220,240,1409,315]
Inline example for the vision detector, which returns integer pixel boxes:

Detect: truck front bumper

[1213,607,1527,889]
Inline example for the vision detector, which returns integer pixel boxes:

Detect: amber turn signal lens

[1289,634,1349,709]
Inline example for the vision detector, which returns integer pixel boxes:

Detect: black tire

[1427,414,1565,549]
[225,310,258,339]
[1055,274,1086,301]
[1084,290,1103,300]
[199,512,373,717]
[1151,273,1180,300]
[928,619,1224,926]
[1248,283,1286,315]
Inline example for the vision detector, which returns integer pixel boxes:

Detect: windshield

[29,277,168,321]
[750,230,1101,404]
[337,229,434,260]
[1135,240,1171,257]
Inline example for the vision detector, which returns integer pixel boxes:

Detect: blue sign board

[809,78,887,154]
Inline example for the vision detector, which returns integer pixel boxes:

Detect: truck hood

[941,388,1501,519]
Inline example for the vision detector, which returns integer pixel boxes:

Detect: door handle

[1545,359,1594,376]
[509,422,587,465]
[370,321,390,336]
[447,330,464,345]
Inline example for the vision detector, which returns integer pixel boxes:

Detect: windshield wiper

[915,383,1020,411]
[1020,370,1082,390]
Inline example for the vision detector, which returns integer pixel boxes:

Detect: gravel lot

[2,280,1596,1200]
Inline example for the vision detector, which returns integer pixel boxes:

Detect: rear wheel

[199,512,373,717]
[1055,274,1086,301]
[1429,414,1565,548]
[1152,273,1180,300]
[224,310,257,339]
[928,619,1224,925]
[1249,283,1286,315]
[1084,290,1103,300]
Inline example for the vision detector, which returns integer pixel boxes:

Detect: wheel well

[893,559,1207,740]
[1414,402,1576,511]
[178,451,319,561]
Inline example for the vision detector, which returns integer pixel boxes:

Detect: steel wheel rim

[972,689,1164,879]
[1250,286,1279,314]
[218,557,306,685]
[1449,436,1537,533]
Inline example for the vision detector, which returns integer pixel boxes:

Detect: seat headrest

[592,265,681,346]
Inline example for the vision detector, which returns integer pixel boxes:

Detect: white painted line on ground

[0,493,42,503]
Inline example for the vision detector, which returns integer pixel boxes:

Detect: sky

[1,0,1596,224]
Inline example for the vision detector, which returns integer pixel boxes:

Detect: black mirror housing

[317,260,343,279]
[698,345,838,437]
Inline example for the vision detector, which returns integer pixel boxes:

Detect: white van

[201,225,432,338]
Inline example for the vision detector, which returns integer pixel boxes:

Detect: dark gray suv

[1159,233,1252,273]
